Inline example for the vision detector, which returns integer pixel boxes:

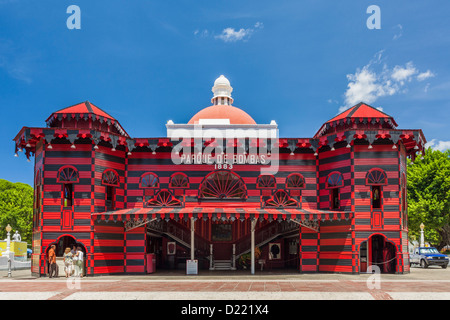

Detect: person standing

[73,248,79,277]
[76,247,84,278]
[48,245,57,278]
[63,247,74,278]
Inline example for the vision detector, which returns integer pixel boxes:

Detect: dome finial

[212,75,234,105]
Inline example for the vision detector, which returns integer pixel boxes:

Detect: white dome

[214,75,230,87]
[212,75,233,99]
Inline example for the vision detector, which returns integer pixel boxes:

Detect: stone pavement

[1,266,450,301]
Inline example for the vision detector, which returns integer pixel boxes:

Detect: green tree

[407,148,450,249]
[0,179,33,245]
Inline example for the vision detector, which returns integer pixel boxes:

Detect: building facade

[14,76,425,276]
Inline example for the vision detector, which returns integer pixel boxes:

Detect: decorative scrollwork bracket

[291,219,319,232]
[125,218,157,232]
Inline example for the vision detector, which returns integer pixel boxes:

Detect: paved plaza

[1,266,450,301]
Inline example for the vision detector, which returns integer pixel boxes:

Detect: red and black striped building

[14,77,425,276]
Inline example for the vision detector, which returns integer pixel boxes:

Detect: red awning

[92,207,352,222]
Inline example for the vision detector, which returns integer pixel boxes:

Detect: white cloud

[341,67,382,112]
[426,139,450,151]
[194,29,209,38]
[254,22,264,29]
[417,70,435,81]
[393,24,403,40]
[341,65,398,112]
[391,62,417,83]
[340,52,435,112]
[215,28,252,42]
[214,22,263,43]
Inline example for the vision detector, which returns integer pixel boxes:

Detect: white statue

[12,231,21,242]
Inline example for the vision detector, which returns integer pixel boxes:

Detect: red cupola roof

[46,101,129,137]
[327,102,397,124]
[188,105,257,125]
[314,102,398,138]
[46,101,115,122]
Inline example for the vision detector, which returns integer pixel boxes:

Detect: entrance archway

[368,234,397,273]
[45,235,87,277]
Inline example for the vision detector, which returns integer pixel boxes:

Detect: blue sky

[1,0,450,186]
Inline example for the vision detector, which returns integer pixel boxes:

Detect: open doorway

[369,234,397,273]
[46,235,87,277]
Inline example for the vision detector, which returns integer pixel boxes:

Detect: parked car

[410,247,449,269]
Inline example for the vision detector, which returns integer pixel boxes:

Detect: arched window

[366,168,387,186]
[326,171,344,189]
[256,174,276,189]
[139,172,159,188]
[265,190,298,207]
[102,169,120,187]
[57,166,78,208]
[326,171,343,210]
[147,190,181,207]
[57,166,79,184]
[102,169,119,211]
[199,170,247,199]
[169,173,189,188]
[366,168,387,210]
[285,173,305,189]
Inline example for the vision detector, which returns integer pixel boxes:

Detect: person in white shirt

[76,247,84,278]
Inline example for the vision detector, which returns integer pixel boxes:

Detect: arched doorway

[368,234,397,274]
[45,235,87,277]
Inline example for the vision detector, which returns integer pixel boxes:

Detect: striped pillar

[125,226,146,274]
[299,225,319,273]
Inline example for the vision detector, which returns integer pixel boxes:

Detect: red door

[62,210,73,230]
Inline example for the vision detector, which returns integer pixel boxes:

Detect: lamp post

[420,223,425,247]
[4,224,12,277]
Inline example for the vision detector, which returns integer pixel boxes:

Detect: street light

[4,224,12,277]
[420,223,425,247]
